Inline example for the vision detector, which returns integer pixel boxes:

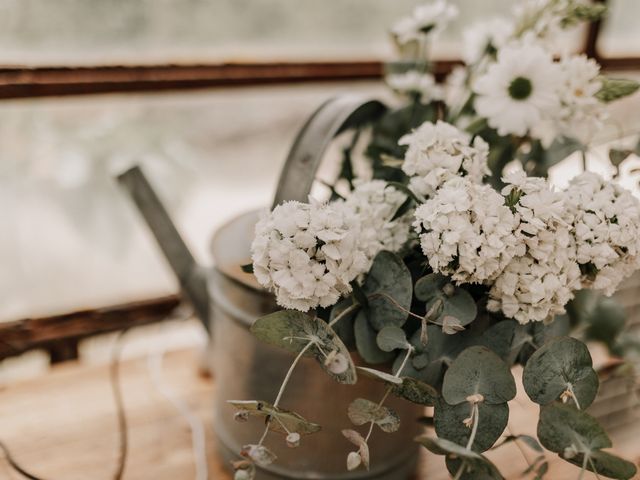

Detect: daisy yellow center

[508,76,533,100]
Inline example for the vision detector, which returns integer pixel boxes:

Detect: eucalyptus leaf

[250,310,358,384]
[376,326,410,352]
[415,435,483,460]
[523,337,598,408]
[392,377,439,406]
[227,400,321,436]
[563,450,637,480]
[354,311,395,364]
[445,457,505,480]
[496,435,543,453]
[416,274,477,326]
[330,298,359,348]
[362,251,413,330]
[415,273,448,302]
[347,398,400,433]
[435,400,509,453]
[442,346,516,405]
[537,403,611,454]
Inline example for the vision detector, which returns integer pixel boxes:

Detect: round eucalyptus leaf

[362,251,413,330]
[480,321,518,361]
[434,288,478,326]
[251,310,358,384]
[412,352,430,369]
[563,450,637,480]
[376,326,409,352]
[442,346,516,405]
[354,311,395,365]
[445,457,505,480]
[584,296,627,346]
[434,400,509,453]
[537,403,611,454]
[392,377,439,406]
[357,366,402,385]
[415,273,448,301]
[523,337,598,408]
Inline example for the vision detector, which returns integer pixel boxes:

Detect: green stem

[577,453,589,480]
[567,383,581,410]
[329,303,359,327]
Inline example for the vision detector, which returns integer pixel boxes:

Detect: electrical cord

[0,329,130,480]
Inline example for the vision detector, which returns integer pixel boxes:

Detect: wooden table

[1,348,639,479]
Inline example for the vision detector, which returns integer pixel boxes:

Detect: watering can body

[118,96,424,479]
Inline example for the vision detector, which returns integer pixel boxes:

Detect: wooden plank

[0,295,180,360]
[1,348,638,479]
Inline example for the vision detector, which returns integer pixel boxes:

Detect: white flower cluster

[251,200,369,312]
[413,177,521,284]
[462,17,513,65]
[391,0,458,45]
[564,172,640,295]
[399,120,490,198]
[344,179,412,259]
[386,71,443,103]
[487,171,581,323]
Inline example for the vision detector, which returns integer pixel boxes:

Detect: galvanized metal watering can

[117,95,424,480]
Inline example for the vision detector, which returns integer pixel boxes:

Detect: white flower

[473,42,562,136]
[532,55,605,145]
[564,172,640,295]
[386,71,443,103]
[413,177,520,284]
[399,120,490,198]
[391,0,458,44]
[488,170,580,323]
[443,65,469,112]
[251,200,369,312]
[344,179,412,258]
[462,17,514,65]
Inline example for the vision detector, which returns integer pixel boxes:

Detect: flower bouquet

[230,1,640,479]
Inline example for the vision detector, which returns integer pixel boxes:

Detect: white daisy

[473,42,562,136]
[386,71,443,103]
[462,17,514,65]
[391,0,459,45]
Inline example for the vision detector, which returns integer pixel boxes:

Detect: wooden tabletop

[1,348,639,480]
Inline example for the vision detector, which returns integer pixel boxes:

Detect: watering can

[117,95,424,480]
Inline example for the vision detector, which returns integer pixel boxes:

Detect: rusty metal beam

[0,295,180,361]
[0,60,467,100]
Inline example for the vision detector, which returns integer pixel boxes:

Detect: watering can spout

[117,166,210,328]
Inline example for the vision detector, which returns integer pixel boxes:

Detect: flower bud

[347,451,362,471]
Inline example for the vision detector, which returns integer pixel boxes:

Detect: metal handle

[272,95,387,208]
[117,166,210,329]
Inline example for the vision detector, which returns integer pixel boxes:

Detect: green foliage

[415,273,478,328]
[251,310,357,384]
[362,251,413,330]
[442,346,516,405]
[228,400,321,436]
[523,337,598,408]
[391,377,439,406]
[354,311,395,364]
[435,400,509,453]
[330,298,358,348]
[357,366,403,385]
[376,326,410,352]
[416,436,503,479]
[595,77,640,103]
[347,398,400,433]
[520,137,584,177]
[537,403,636,479]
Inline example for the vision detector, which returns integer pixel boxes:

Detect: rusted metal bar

[0,295,180,360]
[0,60,466,100]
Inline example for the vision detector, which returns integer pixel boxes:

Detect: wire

[0,329,130,480]
[147,347,208,480]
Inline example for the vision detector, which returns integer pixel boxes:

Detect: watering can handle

[117,166,210,329]
[272,95,387,208]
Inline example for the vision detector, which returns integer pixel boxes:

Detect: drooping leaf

[376,326,410,352]
[362,251,413,330]
[595,77,640,103]
[435,400,509,453]
[241,444,277,466]
[357,366,403,385]
[392,377,439,406]
[495,435,543,453]
[562,450,637,480]
[442,346,516,405]
[445,457,505,480]
[228,400,322,436]
[537,403,611,454]
[354,311,395,364]
[415,435,483,459]
[347,398,400,433]
[523,337,598,408]
[342,429,370,470]
[251,310,358,384]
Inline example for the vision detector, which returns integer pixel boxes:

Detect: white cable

[147,348,208,480]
